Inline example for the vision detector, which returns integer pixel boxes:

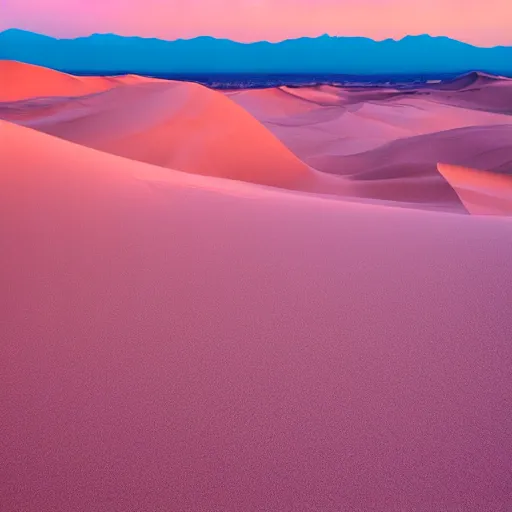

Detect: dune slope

[438,163,512,215]
[0,60,158,102]
[2,120,512,511]
[2,79,321,190]
[0,60,131,101]
[228,85,512,161]
[296,124,511,208]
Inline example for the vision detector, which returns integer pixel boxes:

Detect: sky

[1,0,511,47]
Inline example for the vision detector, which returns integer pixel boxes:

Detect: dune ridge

[429,70,512,91]
[0,60,152,101]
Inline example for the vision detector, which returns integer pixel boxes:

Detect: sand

[0,61,155,102]
[1,62,512,512]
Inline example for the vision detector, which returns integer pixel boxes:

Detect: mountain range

[1,29,511,75]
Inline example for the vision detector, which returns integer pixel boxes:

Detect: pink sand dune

[227,84,512,163]
[276,84,410,107]
[226,86,321,116]
[2,119,512,512]
[427,70,511,91]
[324,124,512,178]
[0,81,460,209]
[1,77,321,190]
[2,62,511,212]
[0,61,147,102]
[424,73,512,114]
[438,162,512,215]
[297,124,512,207]
[2,62,512,511]
[0,60,160,102]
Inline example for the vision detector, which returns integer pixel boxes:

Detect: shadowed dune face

[310,124,512,185]
[2,63,512,512]
[227,85,512,161]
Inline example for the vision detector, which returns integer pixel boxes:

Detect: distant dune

[430,70,512,90]
[2,62,512,512]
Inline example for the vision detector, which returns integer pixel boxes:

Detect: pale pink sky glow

[1,0,511,46]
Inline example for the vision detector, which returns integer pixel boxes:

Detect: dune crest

[0,61,114,101]
[0,60,157,102]
[429,70,512,91]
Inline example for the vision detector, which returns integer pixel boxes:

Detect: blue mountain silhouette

[1,29,511,75]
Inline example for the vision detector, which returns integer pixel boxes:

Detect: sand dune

[312,124,512,177]
[2,63,512,511]
[0,61,131,101]
[281,124,509,208]
[2,119,512,512]
[2,78,320,190]
[428,70,511,91]
[227,83,512,208]
[0,60,159,102]
[228,85,512,160]
[424,73,512,114]
[2,64,509,209]
[226,86,321,116]
[438,163,512,215]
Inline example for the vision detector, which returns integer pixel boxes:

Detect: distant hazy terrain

[57,71,470,89]
[1,29,512,75]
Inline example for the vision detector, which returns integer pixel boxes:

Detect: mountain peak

[1,28,48,38]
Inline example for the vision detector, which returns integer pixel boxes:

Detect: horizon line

[5,59,512,82]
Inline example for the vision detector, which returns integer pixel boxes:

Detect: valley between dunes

[1,61,512,511]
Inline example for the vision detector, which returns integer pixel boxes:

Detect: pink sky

[2,0,511,46]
